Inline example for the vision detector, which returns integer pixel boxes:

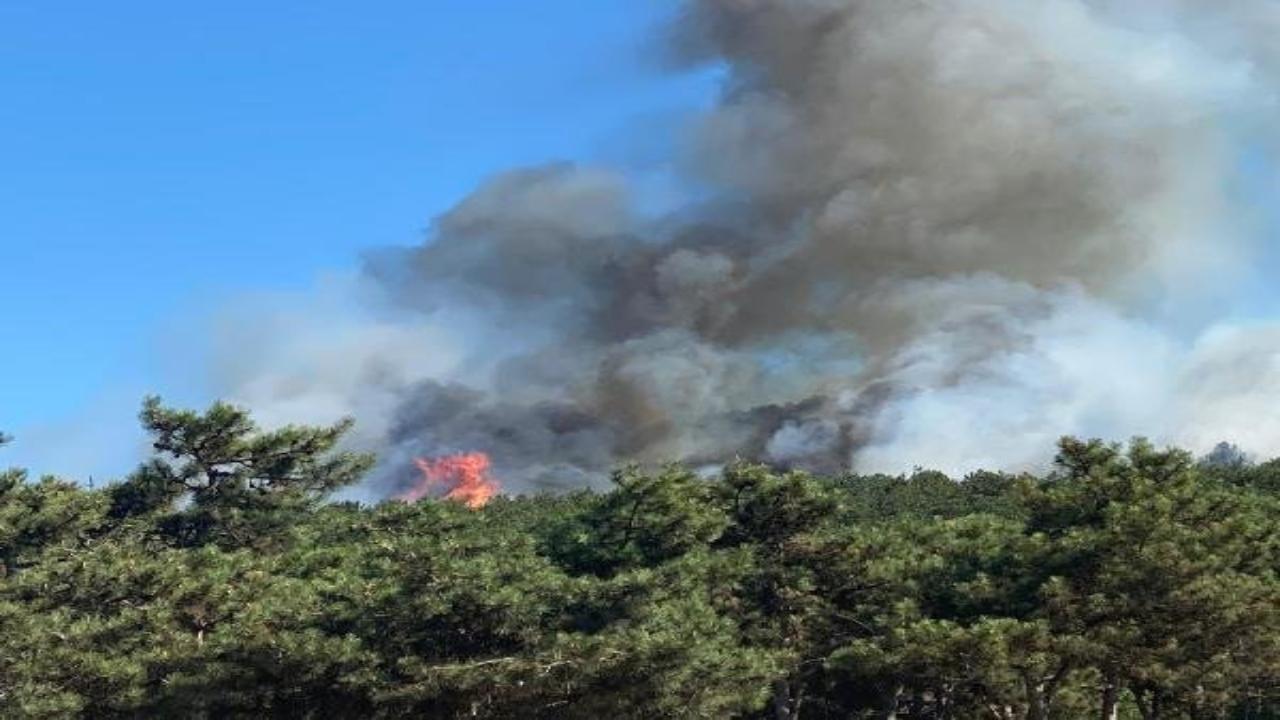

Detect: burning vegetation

[399,451,500,508]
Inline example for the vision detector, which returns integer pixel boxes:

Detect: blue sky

[1,1,717,471]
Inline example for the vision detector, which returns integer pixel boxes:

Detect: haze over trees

[0,401,1277,718]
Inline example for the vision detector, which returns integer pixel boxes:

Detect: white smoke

[209,0,1280,490]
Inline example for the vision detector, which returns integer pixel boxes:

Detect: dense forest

[1,399,1277,719]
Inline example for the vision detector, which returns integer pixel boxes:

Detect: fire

[399,451,500,509]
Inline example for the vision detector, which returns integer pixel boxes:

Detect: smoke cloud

[214,0,1280,493]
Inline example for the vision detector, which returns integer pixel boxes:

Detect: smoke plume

[215,0,1280,493]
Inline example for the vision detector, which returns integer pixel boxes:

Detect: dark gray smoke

[213,0,1280,493]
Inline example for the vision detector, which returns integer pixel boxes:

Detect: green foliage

[120,397,374,548]
[1,408,1278,718]
[545,464,730,575]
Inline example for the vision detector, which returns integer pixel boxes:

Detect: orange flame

[398,451,500,509]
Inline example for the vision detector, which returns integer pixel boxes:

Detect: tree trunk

[986,703,1017,720]
[1132,686,1163,720]
[1024,677,1058,720]
[937,684,954,720]
[1022,662,1068,720]
[773,676,803,712]
[879,684,903,720]
[1026,689,1049,720]
[1099,675,1119,720]
[772,679,789,720]
[909,690,925,717]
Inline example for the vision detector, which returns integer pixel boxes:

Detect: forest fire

[398,451,500,509]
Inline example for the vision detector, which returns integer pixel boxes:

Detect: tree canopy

[0,400,1276,718]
